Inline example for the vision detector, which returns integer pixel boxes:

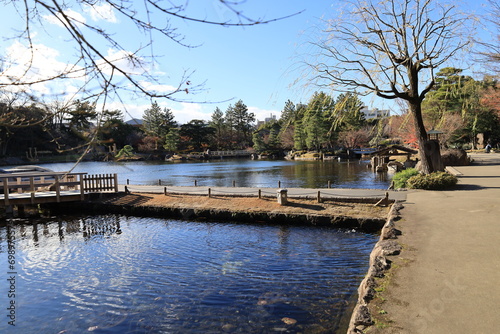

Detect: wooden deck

[0,172,118,207]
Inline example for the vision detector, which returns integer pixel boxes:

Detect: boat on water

[3,165,55,173]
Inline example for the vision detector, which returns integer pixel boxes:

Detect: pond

[0,215,378,333]
[37,159,391,189]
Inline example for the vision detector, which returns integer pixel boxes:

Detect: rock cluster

[347,202,403,334]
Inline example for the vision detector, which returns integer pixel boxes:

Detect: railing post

[55,176,61,202]
[317,191,321,203]
[30,177,35,204]
[16,176,22,194]
[114,174,119,193]
[3,178,10,206]
[80,174,85,200]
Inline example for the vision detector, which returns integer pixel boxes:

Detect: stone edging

[347,202,403,334]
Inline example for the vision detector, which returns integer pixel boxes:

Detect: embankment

[50,192,391,232]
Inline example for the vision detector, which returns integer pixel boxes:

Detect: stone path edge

[347,201,404,333]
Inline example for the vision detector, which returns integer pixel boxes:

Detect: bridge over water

[0,172,118,212]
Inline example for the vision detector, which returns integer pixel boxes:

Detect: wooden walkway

[0,172,118,207]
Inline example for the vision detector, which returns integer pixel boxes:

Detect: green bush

[392,168,419,189]
[406,172,458,190]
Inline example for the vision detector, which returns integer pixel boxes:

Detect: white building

[360,107,390,120]
[256,114,277,128]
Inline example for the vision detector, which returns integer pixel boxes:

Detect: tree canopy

[309,0,471,173]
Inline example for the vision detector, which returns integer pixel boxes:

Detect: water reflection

[36,159,393,189]
[2,216,123,247]
[0,215,377,333]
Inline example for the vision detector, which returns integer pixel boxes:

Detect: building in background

[256,114,277,128]
[360,107,390,120]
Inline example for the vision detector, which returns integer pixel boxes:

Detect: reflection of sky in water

[0,216,377,333]
[31,159,392,189]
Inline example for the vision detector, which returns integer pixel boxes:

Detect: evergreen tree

[422,68,499,147]
[231,100,255,149]
[225,100,255,149]
[209,107,226,150]
[67,100,97,132]
[332,92,365,131]
[303,92,331,151]
[142,101,177,150]
[163,128,180,152]
[293,119,306,151]
[224,104,236,149]
[180,120,215,151]
[252,131,266,152]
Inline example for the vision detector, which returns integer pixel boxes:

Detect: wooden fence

[83,174,118,193]
[0,172,118,207]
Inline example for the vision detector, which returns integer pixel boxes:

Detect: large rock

[441,148,470,166]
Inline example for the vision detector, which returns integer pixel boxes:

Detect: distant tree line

[1,68,499,161]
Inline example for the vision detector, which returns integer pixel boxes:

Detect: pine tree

[209,107,226,150]
[142,101,177,150]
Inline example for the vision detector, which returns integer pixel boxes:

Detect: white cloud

[43,9,86,27]
[85,3,118,23]
[139,81,177,94]
[114,101,212,125]
[248,106,281,123]
[0,41,84,95]
[171,103,212,124]
[98,49,148,77]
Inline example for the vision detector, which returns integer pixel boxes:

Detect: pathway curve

[376,153,500,333]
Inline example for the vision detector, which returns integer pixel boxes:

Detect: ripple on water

[0,215,377,333]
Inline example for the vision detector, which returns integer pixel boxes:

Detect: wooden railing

[207,150,251,157]
[83,174,118,193]
[0,172,118,206]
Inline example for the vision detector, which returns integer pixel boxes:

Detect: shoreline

[51,192,392,233]
[349,153,500,333]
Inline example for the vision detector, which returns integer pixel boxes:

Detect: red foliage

[481,84,500,116]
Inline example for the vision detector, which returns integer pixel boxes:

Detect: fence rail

[0,172,118,207]
[207,150,251,156]
[83,174,118,193]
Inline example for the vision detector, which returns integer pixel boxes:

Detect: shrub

[406,172,458,190]
[392,168,419,189]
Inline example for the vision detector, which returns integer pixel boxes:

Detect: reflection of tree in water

[7,215,123,245]
[81,215,122,240]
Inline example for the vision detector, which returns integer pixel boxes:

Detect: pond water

[37,159,391,189]
[0,215,378,333]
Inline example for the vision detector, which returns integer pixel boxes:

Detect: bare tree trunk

[409,102,443,173]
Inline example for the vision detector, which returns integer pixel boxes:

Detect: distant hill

[125,118,143,126]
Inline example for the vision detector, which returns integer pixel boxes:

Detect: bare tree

[477,0,500,74]
[0,1,300,131]
[308,0,471,173]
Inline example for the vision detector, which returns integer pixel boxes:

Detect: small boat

[4,165,54,173]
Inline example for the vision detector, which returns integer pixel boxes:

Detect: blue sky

[0,0,494,124]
